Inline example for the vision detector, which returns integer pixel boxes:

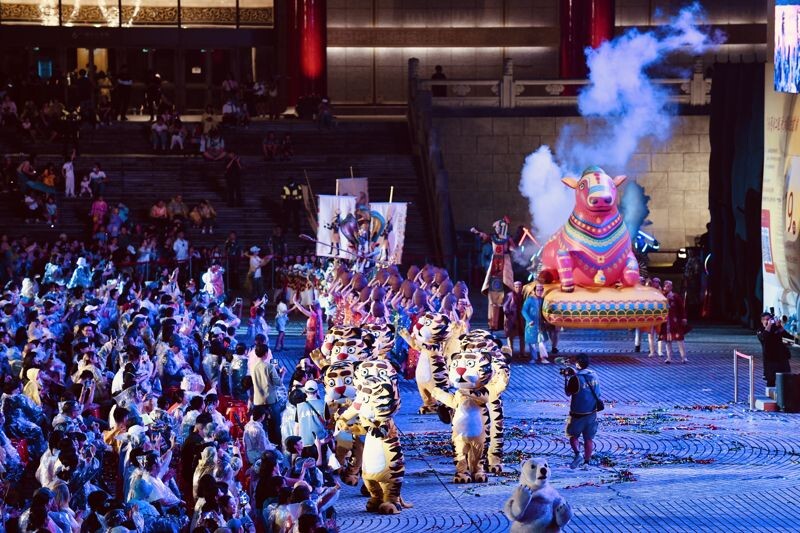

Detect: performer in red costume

[471,216,515,331]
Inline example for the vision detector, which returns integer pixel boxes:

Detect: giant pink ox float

[539,166,640,292]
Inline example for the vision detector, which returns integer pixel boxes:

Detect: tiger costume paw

[418,405,437,415]
[473,472,488,483]
[340,472,360,486]
[488,464,503,474]
[366,498,382,513]
[378,502,401,515]
[453,472,473,483]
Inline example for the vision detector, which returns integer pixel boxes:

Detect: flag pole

[303,169,318,214]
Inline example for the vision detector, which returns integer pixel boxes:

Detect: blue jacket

[521,296,543,345]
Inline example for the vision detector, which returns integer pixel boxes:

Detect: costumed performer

[201,263,225,301]
[471,216,515,331]
[521,283,551,364]
[659,280,688,364]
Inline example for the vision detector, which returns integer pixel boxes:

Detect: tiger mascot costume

[460,330,512,474]
[328,358,400,487]
[310,325,364,369]
[399,311,452,414]
[348,374,412,514]
[429,350,494,483]
[322,360,363,486]
[361,323,396,360]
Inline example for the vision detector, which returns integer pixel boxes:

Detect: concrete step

[755,396,779,412]
[766,387,776,400]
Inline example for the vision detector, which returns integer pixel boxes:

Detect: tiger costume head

[354,359,400,405]
[330,337,371,362]
[448,351,494,390]
[412,311,451,346]
[321,326,362,358]
[460,337,500,354]
[323,360,357,405]
[354,375,400,427]
[461,337,510,380]
[354,359,398,385]
[460,329,501,348]
[361,323,396,359]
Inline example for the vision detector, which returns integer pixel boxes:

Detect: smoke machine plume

[519,2,724,246]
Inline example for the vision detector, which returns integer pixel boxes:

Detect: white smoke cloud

[520,2,724,242]
[519,146,575,243]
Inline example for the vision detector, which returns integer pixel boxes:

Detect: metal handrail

[733,350,755,410]
[413,65,709,108]
[419,80,501,87]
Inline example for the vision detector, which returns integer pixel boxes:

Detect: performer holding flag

[471,216,515,331]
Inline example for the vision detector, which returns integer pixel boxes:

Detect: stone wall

[433,115,710,251]
[326,0,766,104]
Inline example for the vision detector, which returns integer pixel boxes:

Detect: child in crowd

[79,175,92,198]
[275,297,288,352]
[24,192,41,223]
[45,196,57,227]
[170,124,186,151]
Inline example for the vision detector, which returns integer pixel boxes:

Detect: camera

[555,357,576,377]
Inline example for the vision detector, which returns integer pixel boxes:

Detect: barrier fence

[733,350,756,410]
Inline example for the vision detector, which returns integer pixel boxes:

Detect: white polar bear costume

[503,458,573,533]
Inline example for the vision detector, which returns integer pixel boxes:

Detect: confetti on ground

[674,404,731,411]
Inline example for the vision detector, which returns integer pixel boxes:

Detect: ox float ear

[612,175,627,187]
[561,177,579,189]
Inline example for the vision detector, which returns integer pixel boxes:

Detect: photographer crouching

[757,311,793,387]
[560,353,602,469]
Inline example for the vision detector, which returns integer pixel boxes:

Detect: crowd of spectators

[0,68,344,177]
[0,229,350,532]
[0,65,376,533]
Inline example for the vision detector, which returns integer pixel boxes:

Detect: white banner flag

[316,195,357,258]
[336,178,369,205]
[369,202,408,265]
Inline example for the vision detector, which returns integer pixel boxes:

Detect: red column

[559,0,586,79]
[286,0,327,106]
[559,0,615,79]
[587,0,615,49]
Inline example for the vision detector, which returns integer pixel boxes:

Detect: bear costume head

[520,458,551,491]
